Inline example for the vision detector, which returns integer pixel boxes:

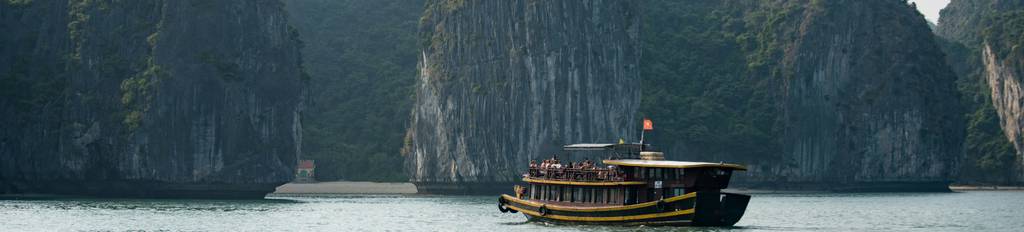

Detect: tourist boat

[497,143,750,226]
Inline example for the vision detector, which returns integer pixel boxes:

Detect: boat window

[598,188,606,203]
[554,186,560,202]
[534,185,539,199]
[617,188,623,204]
[549,186,557,201]
[549,185,554,201]
[540,185,545,200]
[590,188,597,203]
[567,187,573,202]
[585,187,592,203]
[554,186,559,202]
[606,188,614,204]
[565,186,572,202]
[581,187,589,203]
[618,188,626,204]
[665,187,684,197]
[553,186,557,201]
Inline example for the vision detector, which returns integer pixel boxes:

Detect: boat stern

[692,191,750,226]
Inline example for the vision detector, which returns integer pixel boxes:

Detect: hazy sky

[909,0,952,23]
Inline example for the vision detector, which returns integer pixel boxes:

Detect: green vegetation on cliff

[938,36,1017,183]
[938,1,1024,184]
[639,0,795,163]
[984,11,1024,60]
[642,0,963,184]
[285,0,423,181]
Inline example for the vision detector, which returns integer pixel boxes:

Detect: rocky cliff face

[642,0,962,190]
[0,0,305,198]
[937,0,1024,46]
[284,0,423,182]
[771,1,961,186]
[937,0,1024,183]
[984,44,1024,181]
[407,0,640,193]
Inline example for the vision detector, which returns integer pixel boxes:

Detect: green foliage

[963,103,1017,182]
[67,0,92,61]
[285,0,423,182]
[983,11,1024,60]
[937,7,1023,184]
[146,31,159,47]
[1,57,66,117]
[120,57,163,132]
[639,0,790,162]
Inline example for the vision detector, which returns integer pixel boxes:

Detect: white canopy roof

[602,159,747,170]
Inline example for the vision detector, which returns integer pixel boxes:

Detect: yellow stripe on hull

[506,204,695,222]
[500,192,695,212]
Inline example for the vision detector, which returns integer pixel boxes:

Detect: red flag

[643,119,654,131]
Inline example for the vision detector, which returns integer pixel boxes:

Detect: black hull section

[499,191,750,227]
[693,192,750,226]
[731,181,952,192]
[414,181,516,195]
[0,180,283,199]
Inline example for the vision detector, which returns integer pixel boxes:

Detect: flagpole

[639,118,653,154]
[639,129,645,152]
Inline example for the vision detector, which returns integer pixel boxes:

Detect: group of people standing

[529,156,599,170]
[527,156,620,181]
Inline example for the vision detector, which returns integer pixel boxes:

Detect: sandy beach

[949,185,1024,191]
[270,181,417,196]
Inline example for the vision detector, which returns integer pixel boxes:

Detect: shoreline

[269,182,1024,196]
[270,181,417,196]
[949,185,1024,191]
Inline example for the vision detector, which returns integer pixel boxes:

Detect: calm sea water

[0,191,1021,231]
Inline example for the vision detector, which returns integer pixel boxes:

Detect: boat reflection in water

[498,143,750,226]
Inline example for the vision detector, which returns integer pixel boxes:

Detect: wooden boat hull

[499,191,749,226]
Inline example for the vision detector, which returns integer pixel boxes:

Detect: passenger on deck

[540,160,549,176]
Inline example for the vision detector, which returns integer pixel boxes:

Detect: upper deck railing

[526,167,628,182]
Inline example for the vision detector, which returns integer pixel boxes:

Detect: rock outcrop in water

[0,0,305,198]
[406,0,641,193]
[937,0,1024,184]
[642,0,962,190]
